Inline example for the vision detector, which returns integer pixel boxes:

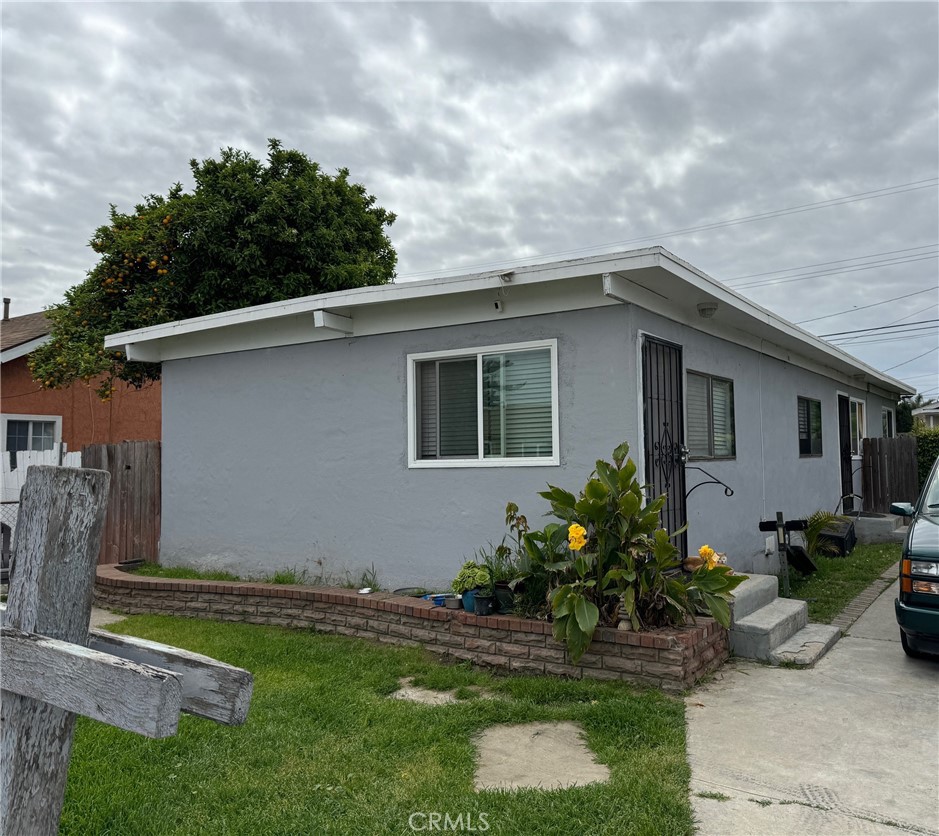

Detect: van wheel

[900,630,928,659]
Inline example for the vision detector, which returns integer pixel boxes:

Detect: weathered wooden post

[1,467,253,835]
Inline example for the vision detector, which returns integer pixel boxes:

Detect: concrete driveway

[687,581,939,835]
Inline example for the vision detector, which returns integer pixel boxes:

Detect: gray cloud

[2,1,936,389]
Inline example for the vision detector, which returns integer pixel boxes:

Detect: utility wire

[795,287,939,325]
[827,332,937,346]
[398,177,939,279]
[731,253,938,291]
[820,319,939,337]
[882,346,939,372]
[722,244,938,283]
[835,303,939,347]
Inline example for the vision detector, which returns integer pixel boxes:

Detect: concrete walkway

[687,581,939,835]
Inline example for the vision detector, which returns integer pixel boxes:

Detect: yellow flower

[568,523,587,551]
[698,545,716,560]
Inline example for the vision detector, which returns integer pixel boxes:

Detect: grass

[62,616,694,836]
[786,542,901,623]
[129,563,383,589]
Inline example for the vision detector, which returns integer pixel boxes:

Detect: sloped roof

[105,246,914,398]
[1,310,50,352]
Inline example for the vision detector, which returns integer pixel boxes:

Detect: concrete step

[851,513,905,545]
[729,574,779,622]
[730,597,808,661]
[769,623,842,666]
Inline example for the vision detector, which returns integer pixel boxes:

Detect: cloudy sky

[3,2,937,395]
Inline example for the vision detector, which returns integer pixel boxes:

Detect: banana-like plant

[529,442,747,661]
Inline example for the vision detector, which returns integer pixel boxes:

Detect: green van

[891,455,939,659]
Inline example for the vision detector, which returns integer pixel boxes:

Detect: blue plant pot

[461,589,477,612]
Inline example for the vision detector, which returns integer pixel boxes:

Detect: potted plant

[451,560,491,613]
[486,544,518,614]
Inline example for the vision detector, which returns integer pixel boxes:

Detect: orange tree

[30,139,396,398]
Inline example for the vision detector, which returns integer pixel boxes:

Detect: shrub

[520,442,746,661]
[914,426,939,489]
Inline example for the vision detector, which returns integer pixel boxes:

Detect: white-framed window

[686,371,735,459]
[1,413,62,466]
[407,339,559,467]
[850,398,866,455]
[797,397,823,457]
[882,407,895,438]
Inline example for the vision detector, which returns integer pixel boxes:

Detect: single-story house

[106,247,913,589]
[912,403,939,429]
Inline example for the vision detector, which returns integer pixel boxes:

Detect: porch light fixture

[696,301,719,319]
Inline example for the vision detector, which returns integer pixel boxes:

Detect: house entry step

[768,624,842,666]
[730,597,808,662]
[727,574,779,622]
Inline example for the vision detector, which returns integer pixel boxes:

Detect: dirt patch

[389,677,494,706]
[474,721,610,791]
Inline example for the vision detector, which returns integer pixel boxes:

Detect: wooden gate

[81,441,160,564]
[861,436,918,513]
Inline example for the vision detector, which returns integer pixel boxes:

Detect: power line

[828,332,937,346]
[820,319,939,337]
[397,177,939,280]
[836,302,939,346]
[882,346,939,372]
[731,253,938,291]
[722,244,938,283]
[795,287,939,325]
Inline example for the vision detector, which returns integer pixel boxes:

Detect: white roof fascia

[1,335,51,364]
[105,245,913,396]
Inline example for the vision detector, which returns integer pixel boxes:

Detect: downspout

[759,338,767,519]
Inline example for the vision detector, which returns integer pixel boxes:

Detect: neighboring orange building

[1,300,161,455]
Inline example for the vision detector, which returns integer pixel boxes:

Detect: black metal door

[641,336,688,556]
[838,395,854,512]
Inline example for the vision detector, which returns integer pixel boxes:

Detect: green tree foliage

[914,425,939,489]
[30,140,396,398]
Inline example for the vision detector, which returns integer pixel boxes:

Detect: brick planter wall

[95,565,728,692]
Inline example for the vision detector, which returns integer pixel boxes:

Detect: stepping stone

[474,721,610,791]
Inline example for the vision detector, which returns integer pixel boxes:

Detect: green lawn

[787,542,901,623]
[62,616,693,836]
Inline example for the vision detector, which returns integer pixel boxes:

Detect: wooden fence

[81,441,161,564]
[861,435,919,513]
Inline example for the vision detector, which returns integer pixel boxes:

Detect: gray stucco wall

[160,304,895,587]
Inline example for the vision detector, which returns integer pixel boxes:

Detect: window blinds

[416,347,552,460]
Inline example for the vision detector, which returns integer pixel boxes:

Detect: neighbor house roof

[1,311,51,363]
[105,246,915,399]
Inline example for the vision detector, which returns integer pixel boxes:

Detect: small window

[850,399,866,455]
[798,397,823,456]
[409,340,558,467]
[882,407,895,439]
[686,372,735,458]
[2,414,61,469]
